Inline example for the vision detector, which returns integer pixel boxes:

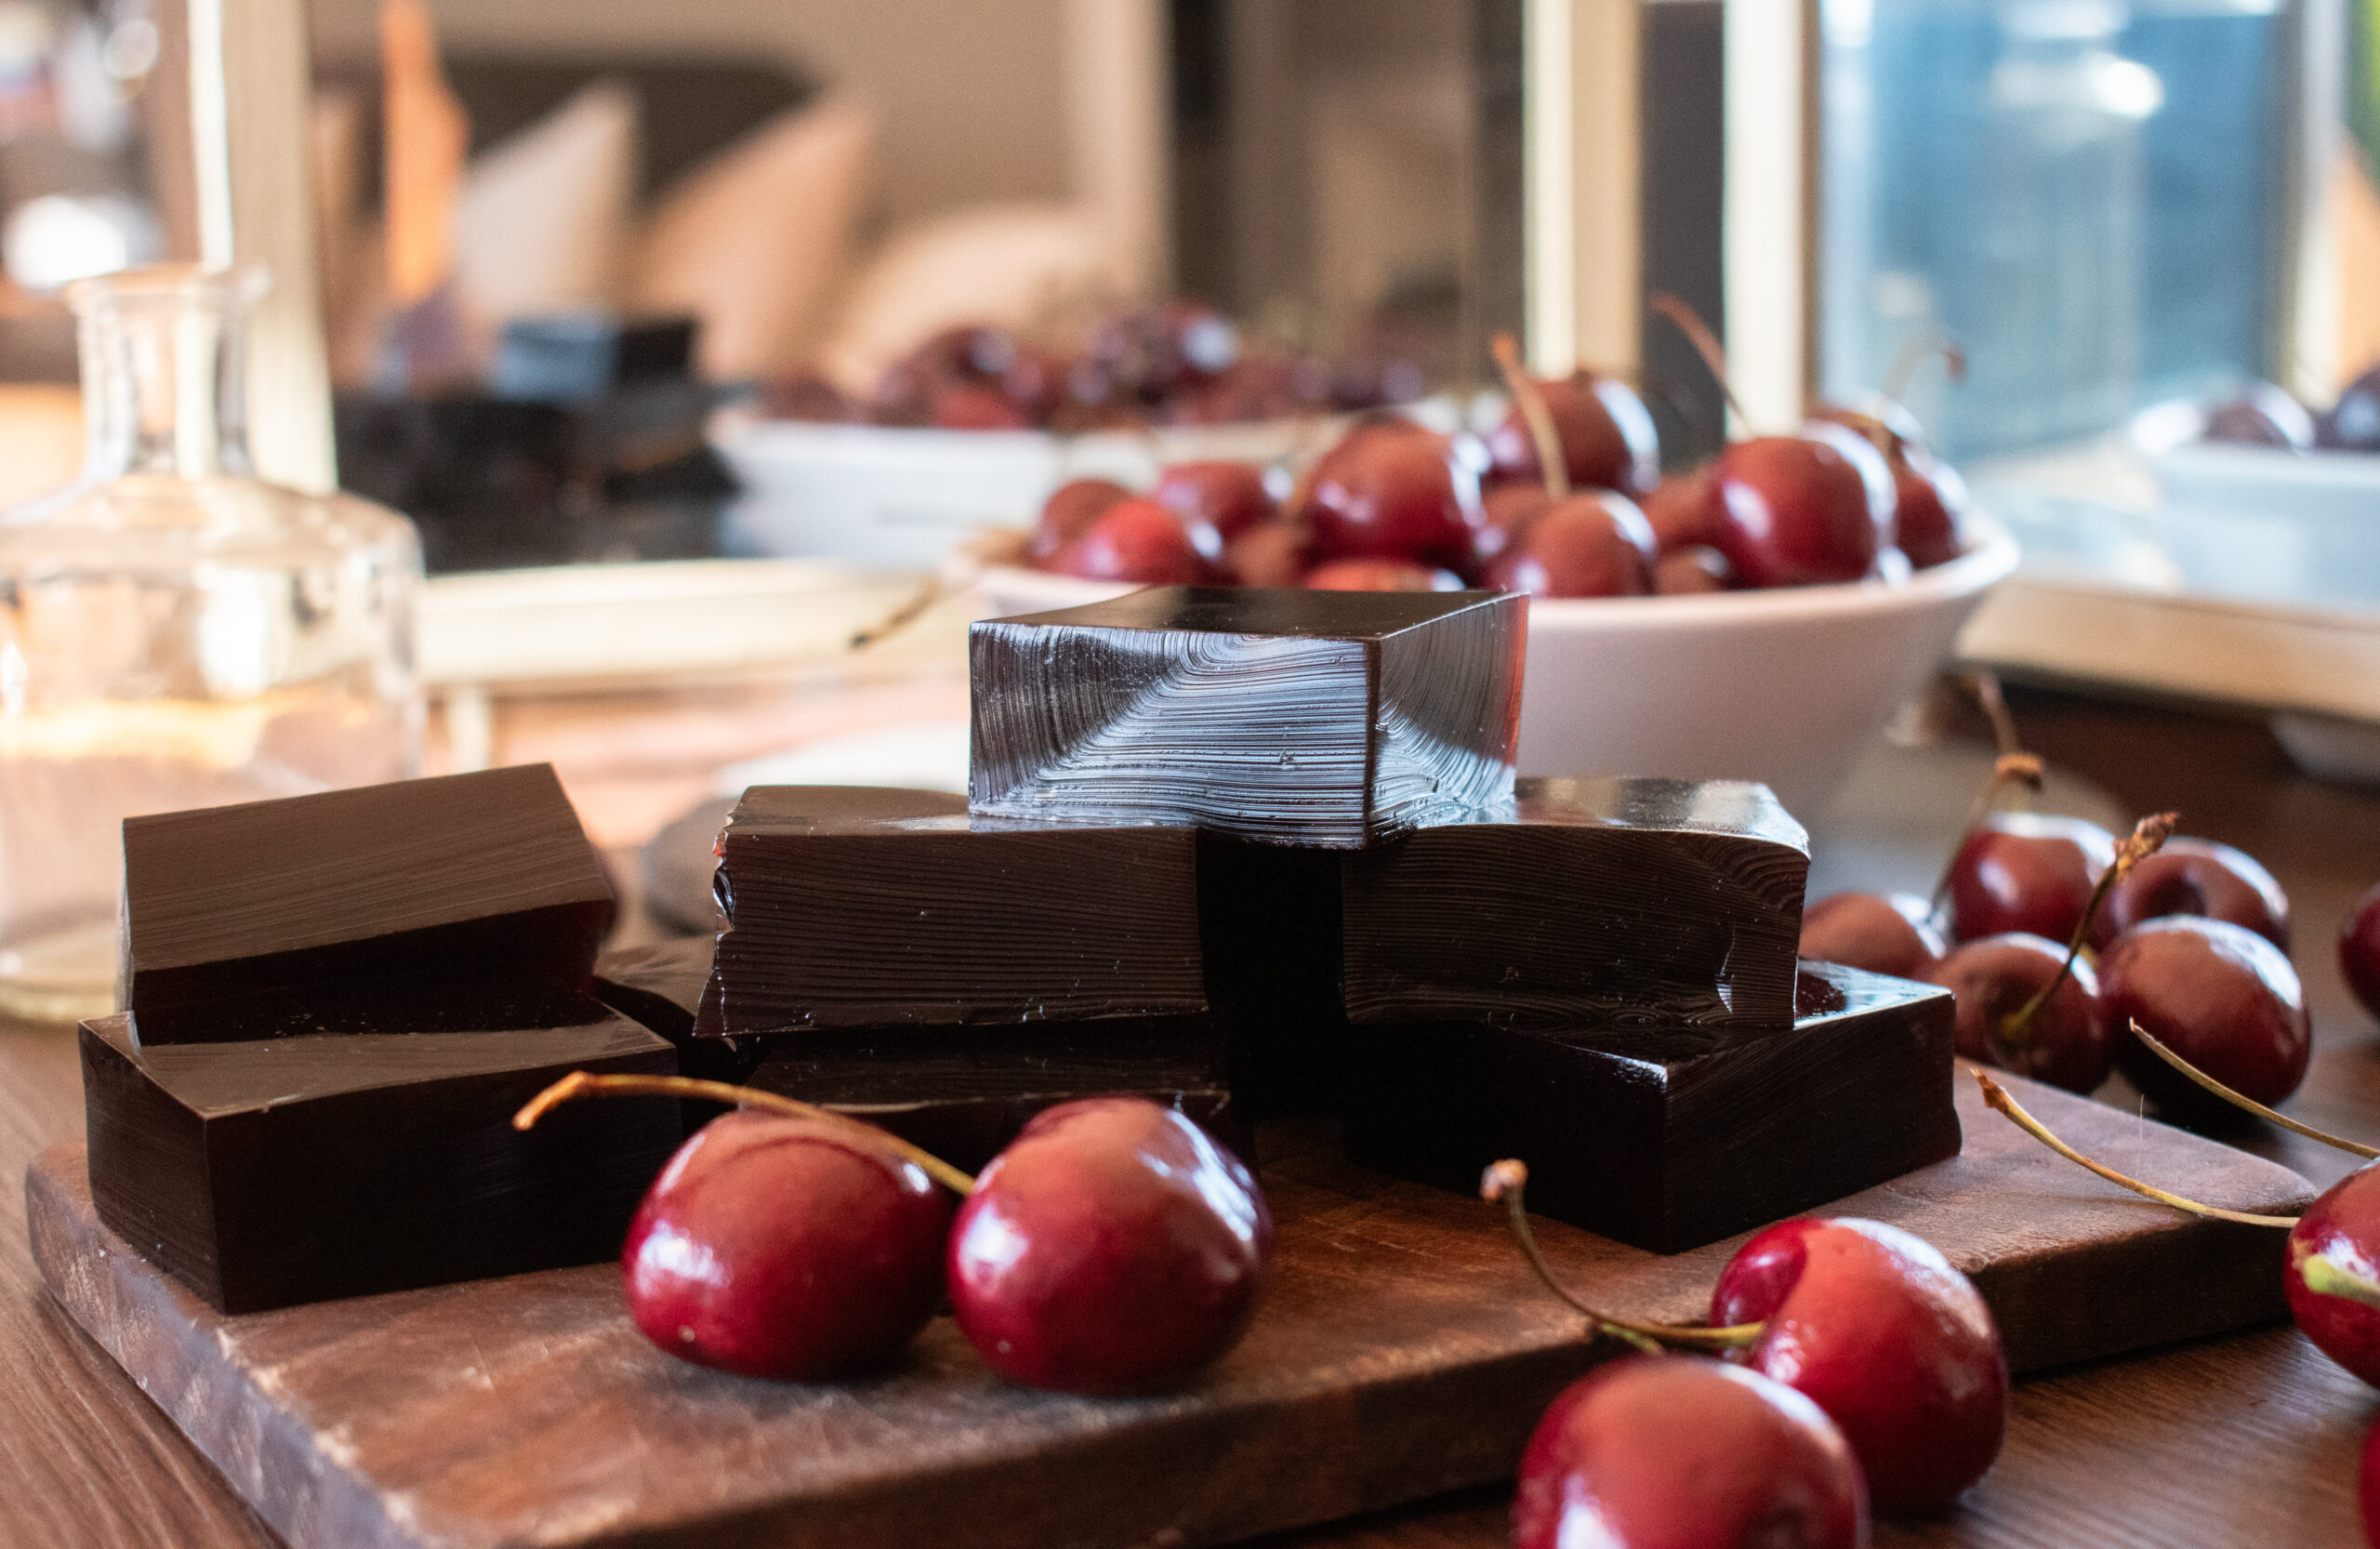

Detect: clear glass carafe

[0,265,422,1021]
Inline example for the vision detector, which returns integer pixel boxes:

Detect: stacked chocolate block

[80,765,682,1313]
[703,587,1959,1251]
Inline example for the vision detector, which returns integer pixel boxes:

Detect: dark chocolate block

[702,786,1207,1039]
[80,1003,681,1313]
[1197,835,1350,1117]
[745,1020,1243,1173]
[121,763,616,1045]
[1342,962,1959,1253]
[1342,776,1809,1035]
[970,587,1525,847]
[593,936,759,1085]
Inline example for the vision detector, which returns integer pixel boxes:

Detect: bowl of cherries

[977,320,2017,822]
[716,304,1428,572]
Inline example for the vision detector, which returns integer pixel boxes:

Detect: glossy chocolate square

[1341,962,1959,1253]
[969,587,1525,847]
[80,1003,680,1313]
[121,764,615,1045]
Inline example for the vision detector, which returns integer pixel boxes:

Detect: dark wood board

[26,1068,2312,1549]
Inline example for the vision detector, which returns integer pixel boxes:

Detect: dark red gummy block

[969,587,1526,847]
[122,764,616,1046]
[79,1003,680,1313]
[699,786,1208,1039]
[744,1022,1244,1174]
[1342,776,1810,1036]
[1342,963,1959,1253]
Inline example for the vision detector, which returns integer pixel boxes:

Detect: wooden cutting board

[26,1068,2311,1549]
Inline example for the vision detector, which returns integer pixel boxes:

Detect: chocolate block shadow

[1343,962,1959,1253]
[81,1006,681,1313]
[701,787,1206,1039]
[122,764,615,1045]
[970,588,1524,847]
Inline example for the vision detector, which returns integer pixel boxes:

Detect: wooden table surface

[6,685,2379,1549]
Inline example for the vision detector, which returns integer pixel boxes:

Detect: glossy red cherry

[2341,883,2380,1020]
[1028,477,1133,563]
[947,1097,1272,1395]
[1484,371,1660,497]
[1482,492,1655,598]
[930,382,1031,430]
[2285,1165,2380,1388]
[1799,891,1946,980]
[2089,836,2290,952]
[1154,460,1276,548]
[1293,423,1479,573]
[1303,558,1461,591]
[621,1111,953,1381]
[1654,545,1732,594]
[1050,497,1216,585]
[1944,813,2116,945]
[1888,451,1969,569]
[1924,933,2109,1093]
[1703,425,1895,589]
[1225,520,1307,587]
[1642,466,1717,552]
[1712,1217,2007,1516]
[1474,483,1555,563]
[2104,915,2310,1113]
[1513,1355,1868,1549]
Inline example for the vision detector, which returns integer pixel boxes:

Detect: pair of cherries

[1488,1165,2007,1545]
[523,1079,1272,1395]
[1804,797,2308,1106]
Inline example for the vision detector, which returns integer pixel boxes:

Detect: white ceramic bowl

[972,520,2018,826]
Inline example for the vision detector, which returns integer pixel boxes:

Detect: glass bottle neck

[72,270,258,484]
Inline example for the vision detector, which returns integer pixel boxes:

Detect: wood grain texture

[969,588,1523,846]
[28,1069,2307,1549]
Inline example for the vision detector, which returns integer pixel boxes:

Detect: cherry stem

[1925,750,2047,920]
[1647,293,1748,426]
[1479,1160,1763,1355]
[1968,670,2024,763]
[2298,1249,2380,1312]
[1490,332,1571,500]
[1973,1069,2299,1228]
[514,1071,979,1197]
[1884,335,1968,405]
[1999,813,2175,1047]
[2127,1022,2380,1158]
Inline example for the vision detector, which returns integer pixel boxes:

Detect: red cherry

[1889,452,1969,569]
[2286,1165,2380,1387]
[1154,460,1276,548]
[1653,545,1733,594]
[1642,466,1717,552]
[1799,891,1946,980]
[1712,1216,2008,1516]
[947,1097,1272,1395]
[1225,520,1308,587]
[930,382,1031,430]
[1484,372,1660,497]
[620,1111,953,1381]
[1809,399,1930,464]
[1474,483,1556,563]
[1302,558,1462,591]
[1924,933,2110,1093]
[1513,1355,1868,1549]
[2340,883,2380,1020]
[1944,813,2116,945]
[1028,478,1133,563]
[2090,837,2290,952]
[1482,492,1655,599]
[1293,423,1479,573]
[1705,425,1896,588]
[2103,915,2311,1112]
[1051,497,1217,585]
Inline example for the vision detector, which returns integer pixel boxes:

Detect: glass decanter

[0,265,422,1021]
